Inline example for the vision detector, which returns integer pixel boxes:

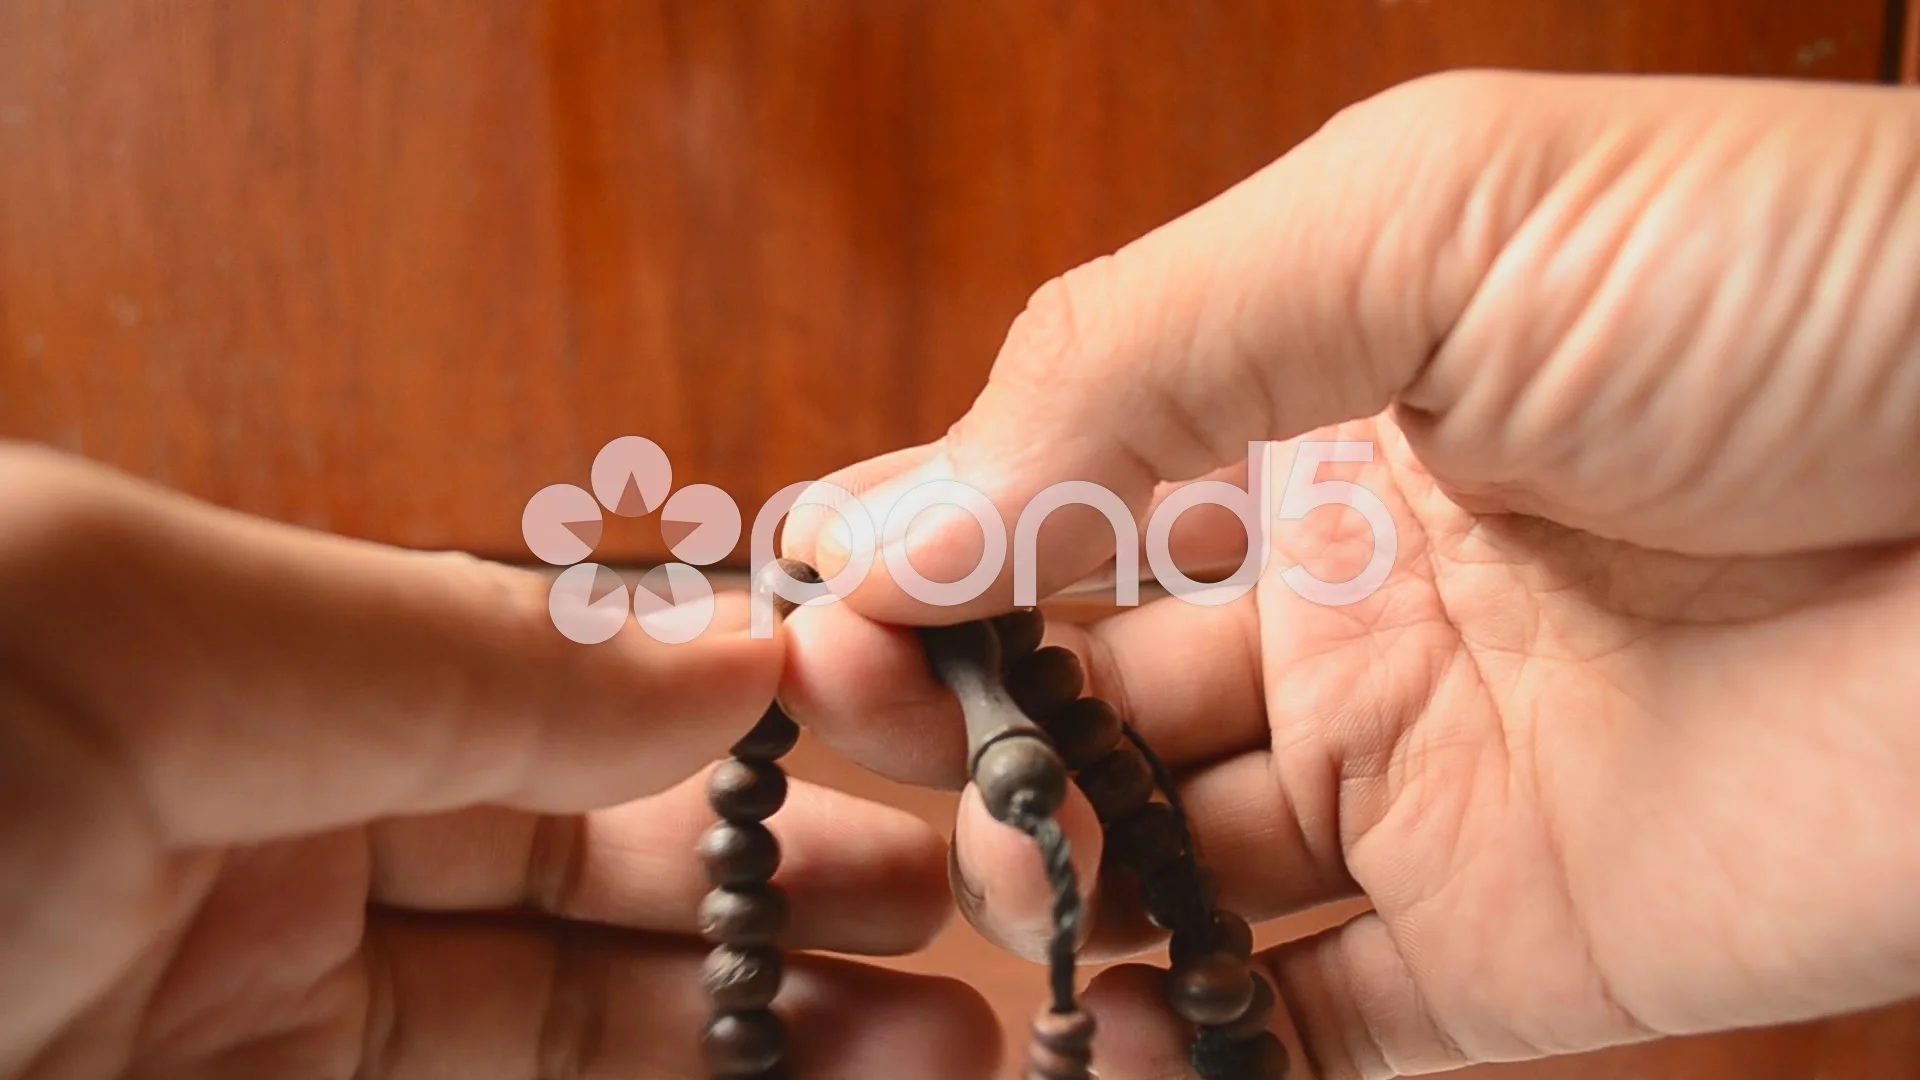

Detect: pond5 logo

[521,436,742,644]
[526,436,1402,646]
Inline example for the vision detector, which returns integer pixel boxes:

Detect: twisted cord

[1125,724,1254,1078]
[1122,723,1194,856]
[1010,796,1082,1014]
[1122,722,1213,936]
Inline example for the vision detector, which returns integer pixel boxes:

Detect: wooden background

[1,0,1907,565]
[5,2,1920,1077]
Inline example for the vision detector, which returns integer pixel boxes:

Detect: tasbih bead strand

[700,559,823,1080]
[699,702,799,1078]
[998,609,1291,1080]
[992,611,1100,1080]
[991,608,1049,666]
[1127,795,1285,1078]
[921,619,1093,1080]
[756,585,1286,1080]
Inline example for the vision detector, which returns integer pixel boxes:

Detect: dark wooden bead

[698,884,790,946]
[732,705,801,761]
[758,557,825,619]
[1171,909,1255,968]
[1197,866,1221,909]
[1027,1047,1088,1080]
[708,758,789,822]
[1211,973,1278,1039]
[1032,1007,1097,1051]
[1007,645,1084,721]
[1107,802,1186,877]
[1040,697,1123,771]
[991,607,1047,666]
[1190,1028,1240,1080]
[1143,863,1219,931]
[974,733,1067,823]
[1075,743,1154,823]
[704,1009,787,1076]
[1168,951,1256,1026]
[701,945,784,1011]
[1236,1031,1292,1080]
[1026,1008,1095,1080]
[777,557,823,583]
[700,821,781,887]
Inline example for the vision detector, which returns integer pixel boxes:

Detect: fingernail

[813,512,855,578]
[793,477,864,580]
[952,785,1056,962]
[894,503,982,577]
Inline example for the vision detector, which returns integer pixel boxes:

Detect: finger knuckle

[1004,256,1124,393]
[0,443,139,590]
[1330,68,1528,142]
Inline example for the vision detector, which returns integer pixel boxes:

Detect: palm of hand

[1251,413,1920,1075]
[20,831,374,1079]
[26,818,732,1080]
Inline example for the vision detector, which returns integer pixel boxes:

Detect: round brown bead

[1007,645,1084,721]
[991,607,1047,666]
[700,821,781,887]
[1032,1007,1096,1050]
[757,557,825,619]
[1211,972,1278,1039]
[974,734,1067,824]
[1143,862,1219,931]
[1040,697,1123,771]
[1027,1044,1090,1080]
[701,945,785,1011]
[1075,743,1154,823]
[732,706,801,761]
[708,758,789,822]
[698,884,790,946]
[1171,909,1255,968]
[1027,1008,1095,1080]
[1107,802,1186,877]
[1236,1031,1292,1080]
[1197,865,1221,908]
[1168,951,1256,1026]
[704,1009,787,1076]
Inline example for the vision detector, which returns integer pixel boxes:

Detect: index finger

[0,445,783,846]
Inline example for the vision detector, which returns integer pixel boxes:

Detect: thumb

[0,444,785,847]
[782,71,1550,622]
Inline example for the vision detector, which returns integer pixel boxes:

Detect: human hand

[0,445,996,1080]
[777,71,1920,1077]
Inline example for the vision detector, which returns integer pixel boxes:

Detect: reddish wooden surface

[1904,0,1919,81]
[0,0,1894,563]
[4,6,1917,1076]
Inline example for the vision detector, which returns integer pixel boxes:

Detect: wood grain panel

[0,1,579,548]
[1,8,1917,1077]
[0,0,1893,563]
[1903,0,1920,81]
